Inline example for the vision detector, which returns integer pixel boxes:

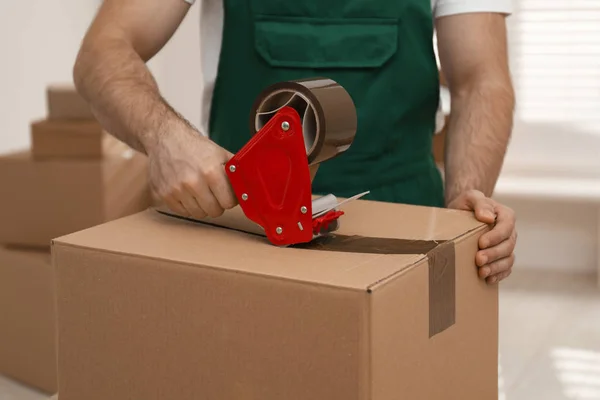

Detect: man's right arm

[73,0,190,154]
[74,0,238,219]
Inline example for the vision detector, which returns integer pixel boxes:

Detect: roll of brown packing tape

[250,78,357,170]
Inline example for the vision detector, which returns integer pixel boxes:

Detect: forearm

[443,80,515,205]
[73,37,188,155]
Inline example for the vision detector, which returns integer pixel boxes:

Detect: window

[509,0,600,131]
[435,2,600,173]
[505,0,600,172]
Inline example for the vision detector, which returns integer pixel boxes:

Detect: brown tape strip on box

[157,209,456,337]
[426,241,456,337]
[294,234,441,254]
[298,234,456,338]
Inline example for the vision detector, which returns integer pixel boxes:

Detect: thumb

[473,198,496,224]
[462,190,485,209]
[449,190,484,210]
[219,148,235,165]
[224,149,235,162]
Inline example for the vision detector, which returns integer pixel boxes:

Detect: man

[73,0,517,284]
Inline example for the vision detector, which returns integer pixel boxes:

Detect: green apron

[209,0,444,207]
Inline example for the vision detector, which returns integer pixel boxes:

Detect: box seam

[52,242,369,293]
[365,292,372,400]
[366,223,488,292]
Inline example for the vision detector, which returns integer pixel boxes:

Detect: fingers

[476,230,516,266]
[446,191,517,285]
[187,148,237,215]
[478,254,515,279]
[149,132,238,219]
[486,268,512,285]
[203,165,238,211]
[183,178,224,218]
[163,194,189,217]
[175,187,208,220]
[181,162,238,218]
[479,205,516,249]
[162,166,237,219]
[472,197,496,224]
[210,180,238,211]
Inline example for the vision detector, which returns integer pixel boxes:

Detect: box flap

[53,200,485,290]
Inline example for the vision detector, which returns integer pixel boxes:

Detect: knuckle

[507,206,516,218]
[224,195,238,209]
[200,198,224,218]
[495,261,507,274]
[488,263,500,275]
[203,166,222,184]
[191,209,207,219]
[497,204,509,214]
[503,206,517,221]
[498,259,510,273]
[157,189,169,201]
[182,176,200,191]
[162,188,179,204]
[171,203,188,216]
[169,184,184,199]
[498,270,511,282]
[488,246,500,260]
[491,256,510,275]
[209,208,225,218]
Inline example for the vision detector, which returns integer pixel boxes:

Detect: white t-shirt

[184,0,513,136]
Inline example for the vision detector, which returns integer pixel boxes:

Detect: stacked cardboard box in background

[0,84,152,395]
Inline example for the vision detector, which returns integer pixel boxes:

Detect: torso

[191,0,511,206]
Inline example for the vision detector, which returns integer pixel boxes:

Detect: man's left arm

[437,12,514,202]
[436,12,517,284]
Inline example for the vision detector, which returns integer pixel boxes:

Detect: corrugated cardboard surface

[46,84,94,120]
[0,247,57,394]
[370,230,498,399]
[53,201,497,400]
[0,148,150,248]
[31,119,111,159]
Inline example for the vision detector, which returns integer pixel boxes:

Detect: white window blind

[508,0,600,135]
[433,2,600,172]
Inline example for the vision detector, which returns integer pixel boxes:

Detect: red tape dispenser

[225,78,369,246]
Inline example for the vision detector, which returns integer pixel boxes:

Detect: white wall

[153,5,202,130]
[0,0,165,155]
[494,195,598,274]
[0,1,99,154]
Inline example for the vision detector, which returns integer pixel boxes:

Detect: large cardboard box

[0,247,57,394]
[0,146,151,248]
[52,201,498,400]
[31,119,115,159]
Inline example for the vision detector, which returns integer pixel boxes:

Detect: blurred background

[0,0,599,399]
